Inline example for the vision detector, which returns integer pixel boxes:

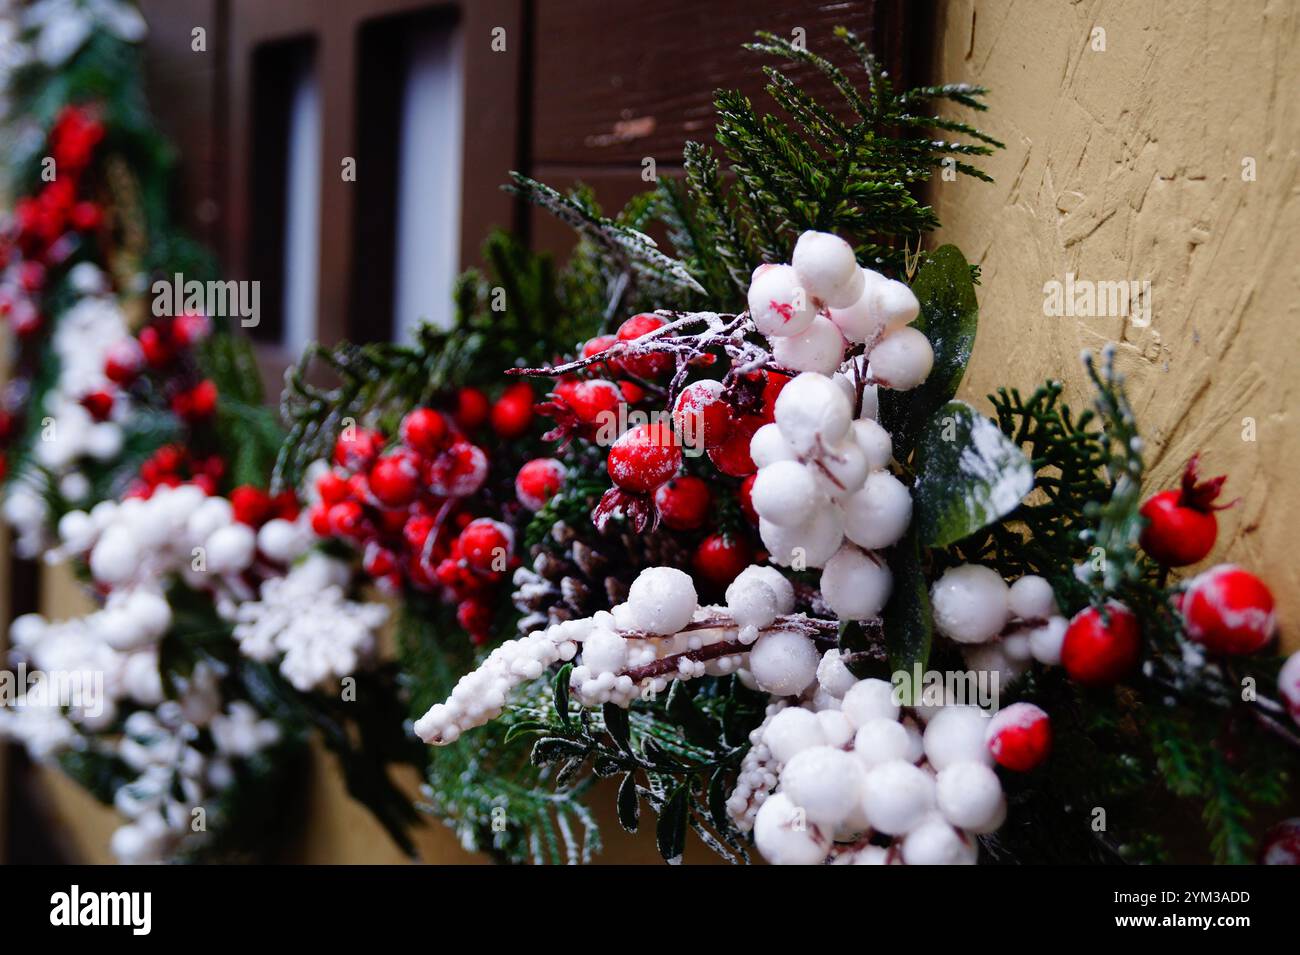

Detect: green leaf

[913,401,1034,548]
[530,736,589,765]
[707,767,732,834]
[882,521,932,681]
[617,773,641,833]
[655,784,690,863]
[602,702,633,753]
[552,663,574,729]
[879,244,980,460]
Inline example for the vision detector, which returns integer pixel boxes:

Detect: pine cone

[512,517,693,636]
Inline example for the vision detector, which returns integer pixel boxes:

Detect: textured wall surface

[928,0,1300,650]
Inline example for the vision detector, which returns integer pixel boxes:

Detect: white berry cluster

[231,553,387,692]
[752,371,912,623]
[417,564,825,744]
[0,614,280,863]
[746,230,933,383]
[931,565,1067,688]
[109,673,280,864]
[2,265,131,555]
[54,482,314,607]
[740,650,1007,865]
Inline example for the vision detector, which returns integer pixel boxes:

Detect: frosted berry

[868,327,933,390]
[103,338,142,384]
[1259,819,1300,865]
[747,263,817,338]
[791,230,865,309]
[653,475,711,531]
[459,518,512,572]
[516,457,566,511]
[1180,564,1276,655]
[841,470,912,551]
[930,564,1010,645]
[780,745,864,828]
[748,629,819,696]
[771,314,845,376]
[693,532,753,589]
[986,702,1051,771]
[581,334,617,359]
[607,422,682,493]
[672,379,732,450]
[1139,455,1228,566]
[369,451,422,508]
[1061,602,1141,685]
[334,427,384,469]
[765,707,828,763]
[566,378,623,428]
[400,408,450,456]
[750,459,819,528]
[753,792,829,865]
[820,545,892,621]
[936,761,1004,831]
[616,313,672,379]
[427,439,489,497]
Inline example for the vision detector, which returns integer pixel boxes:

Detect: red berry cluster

[0,106,108,338]
[308,409,516,644]
[126,444,227,498]
[546,316,791,591]
[229,484,300,527]
[103,311,215,426]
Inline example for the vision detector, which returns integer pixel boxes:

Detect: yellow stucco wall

[929,0,1299,653]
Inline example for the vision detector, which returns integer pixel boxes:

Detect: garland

[0,3,1296,865]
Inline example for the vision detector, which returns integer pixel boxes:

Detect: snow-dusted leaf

[913,401,1033,548]
[879,244,979,460]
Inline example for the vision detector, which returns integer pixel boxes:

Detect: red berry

[1140,490,1217,566]
[316,469,350,505]
[760,371,792,422]
[230,485,274,526]
[308,504,332,536]
[581,334,617,359]
[172,311,211,347]
[459,518,512,572]
[454,387,490,431]
[516,458,565,511]
[615,314,672,379]
[104,338,144,384]
[1180,564,1276,655]
[327,500,367,538]
[490,394,534,438]
[403,513,436,554]
[566,379,623,428]
[618,380,646,404]
[368,451,422,508]
[1139,455,1229,566]
[693,533,753,589]
[363,542,398,578]
[172,379,218,422]
[457,599,493,642]
[986,702,1051,771]
[70,200,102,231]
[737,473,758,524]
[1061,602,1141,686]
[80,390,115,422]
[672,379,733,451]
[139,325,174,368]
[654,476,711,531]
[607,422,682,493]
[400,408,450,456]
[1260,819,1300,865]
[333,427,384,470]
[707,414,763,477]
[426,439,488,497]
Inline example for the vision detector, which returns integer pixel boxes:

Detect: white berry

[820,544,892,620]
[936,761,1004,831]
[751,460,820,528]
[753,792,829,865]
[781,745,864,828]
[869,326,933,390]
[1009,574,1058,620]
[765,706,827,763]
[792,231,864,309]
[841,678,900,727]
[930,564,1010,644]
[774,372,852,455]
[748,263,816,338]
[923,706,993,770]
[841,470,912,551]
[860,760,936,835]
[748,630,820,697]
[626,567,697,635]
[771,315,846,376]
